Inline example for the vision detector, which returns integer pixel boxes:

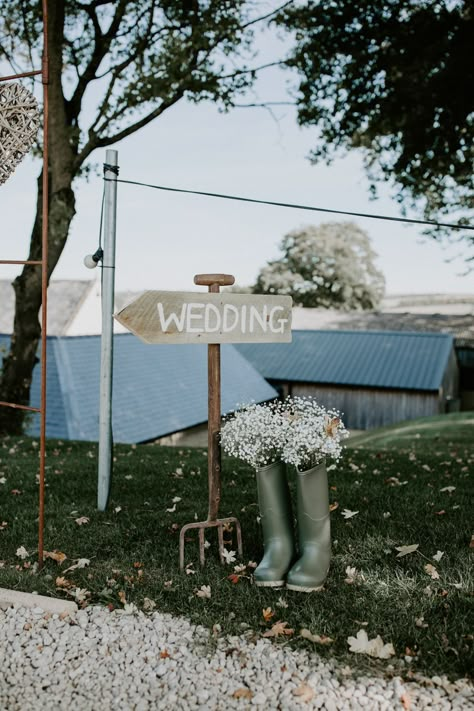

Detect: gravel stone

[0,605,472,710]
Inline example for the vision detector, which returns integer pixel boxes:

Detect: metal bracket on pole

[97,149,118,511]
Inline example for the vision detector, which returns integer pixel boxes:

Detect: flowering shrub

[220,402,290,470]
[280,396,348,471]
[221,397,348,471]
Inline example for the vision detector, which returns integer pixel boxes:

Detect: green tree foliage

[277,1,474,244]
[253,222,385,310]
[0,0,287,434]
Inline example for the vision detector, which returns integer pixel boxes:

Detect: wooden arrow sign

[114,290,292,344]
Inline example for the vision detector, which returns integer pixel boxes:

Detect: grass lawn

[0,412,472,681]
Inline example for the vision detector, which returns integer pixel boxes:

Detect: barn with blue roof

[236,330,459,429]
[0,333,277,443]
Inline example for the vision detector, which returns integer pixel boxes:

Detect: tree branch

[240,1,295,30]
[94,6,162,81]
[67,0,129,120]
[233,101,294,107]
[74,91,184,168]
[20,2,36,72]
[219,60,286,80]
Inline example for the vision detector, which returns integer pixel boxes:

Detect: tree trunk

[0,0,77,435]
[0,173,76,435]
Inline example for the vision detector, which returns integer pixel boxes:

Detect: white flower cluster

[220,396,348,471]
[220,401,290,470]
[281,396,349,471]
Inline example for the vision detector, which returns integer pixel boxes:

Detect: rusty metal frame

[0,1,49,569]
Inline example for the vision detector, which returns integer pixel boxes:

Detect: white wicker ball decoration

[0,82,40,185]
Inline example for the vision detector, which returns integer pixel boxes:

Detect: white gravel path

[0,605,472,710]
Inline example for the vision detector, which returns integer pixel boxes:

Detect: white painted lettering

[223,304,239,332]
[249,305,268,333]
[204,303,221,332]
[155,297,289,339]
[157,303,187,333]
[269,306,288,333]
[186,302,205,332]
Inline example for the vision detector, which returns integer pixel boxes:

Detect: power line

[105,176,474,232]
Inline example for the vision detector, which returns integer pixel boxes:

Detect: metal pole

[97,149,118,511]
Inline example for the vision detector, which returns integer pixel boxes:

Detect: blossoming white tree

[253,221,385,310]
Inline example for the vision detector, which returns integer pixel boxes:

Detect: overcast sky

[1,29,473,297]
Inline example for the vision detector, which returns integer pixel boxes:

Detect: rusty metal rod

[0,401,41,412]
[38,0,49,571]
[0,70,42,82]
[179,517,243,570]
[0,3,48,572]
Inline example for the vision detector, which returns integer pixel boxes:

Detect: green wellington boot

[254,461,295,587]
[286,460,331,593]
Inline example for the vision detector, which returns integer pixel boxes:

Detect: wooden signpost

[115,274,292,569]
[115,290,292,345]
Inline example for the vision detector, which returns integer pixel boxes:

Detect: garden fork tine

[179,517,243,570]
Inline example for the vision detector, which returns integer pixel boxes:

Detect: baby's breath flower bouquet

[220,401,290,470]
[221,397,348,472]
[281,396,348,471]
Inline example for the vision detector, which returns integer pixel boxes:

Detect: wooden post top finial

[194,273,235,287]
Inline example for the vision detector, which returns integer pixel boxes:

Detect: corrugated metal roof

[0,334,277,443]
[235,330,455,392]
[292,308,474,344]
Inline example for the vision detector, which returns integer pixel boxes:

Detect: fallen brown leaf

[300,628,334,644]
[293,683,314,703]
[262,607,274,622]
[263,621,294,637]
[329,501,339,512]
[118,590,127,605]
[347,629,395,658]
[395,544,419,558]
[232,688,253,700]
[75,516,90,526]
[63,558,90,573]
[43,550,67,564]
[424,563,440,580]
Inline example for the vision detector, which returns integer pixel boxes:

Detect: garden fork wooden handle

[194,273,235,289]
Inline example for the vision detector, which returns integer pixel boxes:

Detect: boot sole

[286,583,324,593]
[255,580,285,588]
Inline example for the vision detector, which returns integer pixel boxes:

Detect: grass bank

[0,413,472,680]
